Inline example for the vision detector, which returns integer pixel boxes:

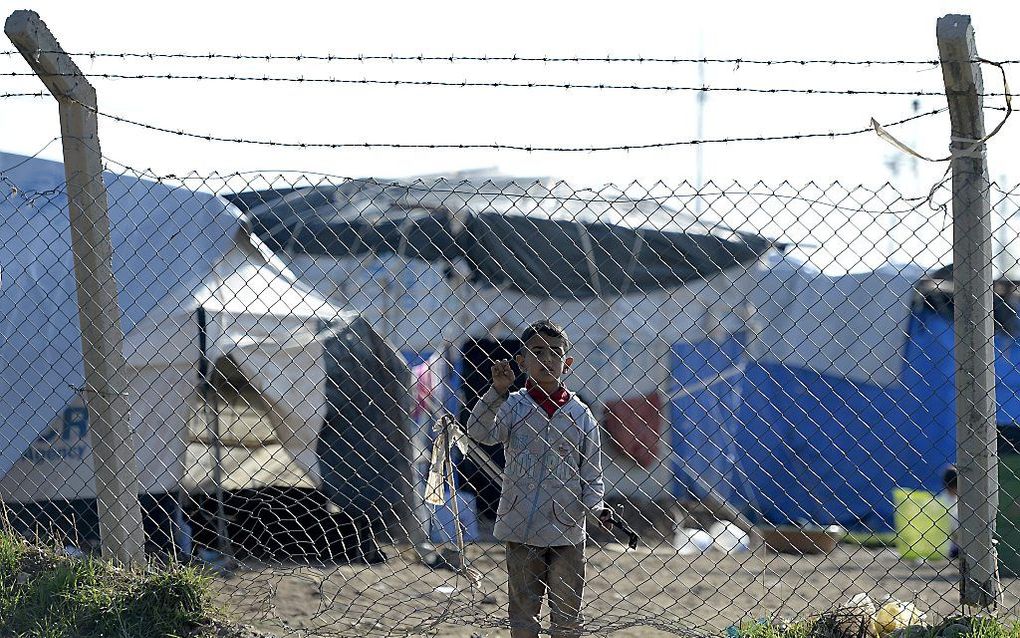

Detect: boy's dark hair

[520,320,570,350]
[943,465,958,491]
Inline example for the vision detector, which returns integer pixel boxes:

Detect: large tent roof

[0,152,241,477]
[230,178,770,300]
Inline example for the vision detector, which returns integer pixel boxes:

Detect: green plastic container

[892,488,952,561]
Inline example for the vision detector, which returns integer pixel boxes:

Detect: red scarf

[526,380,571,417]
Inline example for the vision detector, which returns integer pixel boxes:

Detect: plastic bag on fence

[424,431,448,507]
[429,490,480,544]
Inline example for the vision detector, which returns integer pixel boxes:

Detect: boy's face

[517,333,573,390]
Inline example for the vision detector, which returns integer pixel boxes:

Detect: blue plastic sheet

[429,488,481,544]
[671,333,751,512]
[670,309,1020,532]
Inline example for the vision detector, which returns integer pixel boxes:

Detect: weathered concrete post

[5,10,146,567]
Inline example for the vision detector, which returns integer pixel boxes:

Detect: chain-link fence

[2,9,1020,638]
[3,150,1020,636]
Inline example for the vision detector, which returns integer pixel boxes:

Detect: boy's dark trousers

[506,541,584,638]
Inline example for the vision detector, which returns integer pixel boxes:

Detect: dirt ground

[207,542,1020,638]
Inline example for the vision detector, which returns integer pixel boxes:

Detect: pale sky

[2,1,1018,272]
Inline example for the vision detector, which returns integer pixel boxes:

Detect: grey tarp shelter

[225,176,770,530]
[229,178,769,300]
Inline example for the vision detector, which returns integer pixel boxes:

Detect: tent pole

[211,386,229,554]
[197,308,231,555]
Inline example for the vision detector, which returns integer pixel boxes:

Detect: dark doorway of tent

[454,337,523,524]
[182,318,409,565]
[181,355,385,565]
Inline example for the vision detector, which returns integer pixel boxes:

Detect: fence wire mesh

[2,158,1020,637]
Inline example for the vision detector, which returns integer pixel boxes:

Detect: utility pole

[937,13,1000,609]
[694,34,707,217]
[5,10,146,567]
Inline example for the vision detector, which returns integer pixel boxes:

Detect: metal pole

[196,308,231,555]
[694,36,706,217]
[937,13,1000,609]
[5,10,146,567]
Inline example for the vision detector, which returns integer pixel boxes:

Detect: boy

[467,320,612,638]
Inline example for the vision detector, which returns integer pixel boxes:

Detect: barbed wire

[3,49,1016,66]
[0,173,65,205]
[66,97,946,152]
[0,70,1007,98]
[2,135,956,221]
[0,138,70,204]
[0,91,47,98]
[95,151,952,219]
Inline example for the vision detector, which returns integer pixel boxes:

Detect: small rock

[15,572,28,585]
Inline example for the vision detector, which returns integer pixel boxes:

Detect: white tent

[0,232,344,504]
[0,154,410,552]
[0,152,236,480]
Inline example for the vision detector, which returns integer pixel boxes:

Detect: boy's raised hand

[491,359,515,394]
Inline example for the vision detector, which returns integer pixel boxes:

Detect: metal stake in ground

[4,10,147,568]
[937,13,1000,609]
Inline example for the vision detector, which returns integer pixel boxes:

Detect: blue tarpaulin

[671,309,1020,532]
[671,333,751,512]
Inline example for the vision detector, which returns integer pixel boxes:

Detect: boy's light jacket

[467,387,606,547]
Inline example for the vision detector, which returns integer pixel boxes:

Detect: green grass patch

[730,615,1020,638]
[732,617,816,638]
[0,531,213,638]
[930,617,1020,638]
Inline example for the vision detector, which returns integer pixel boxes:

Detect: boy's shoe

[421,547,461,572]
